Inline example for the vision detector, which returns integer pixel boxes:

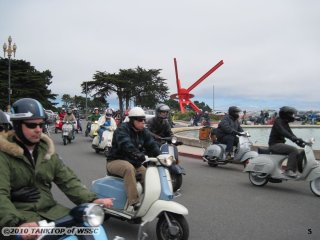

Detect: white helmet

[105,108,113,117]
[128,107,146,118]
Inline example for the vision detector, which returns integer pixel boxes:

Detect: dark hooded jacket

[0,131,97,227]
[215,114,243,138]
[268,117,297,146]
[147,117,173,141]
[107,122,160,167]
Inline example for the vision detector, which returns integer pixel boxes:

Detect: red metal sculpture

[170,58,224,113]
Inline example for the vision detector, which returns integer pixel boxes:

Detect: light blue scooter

[13,203,121,240]
[91,154,189,240]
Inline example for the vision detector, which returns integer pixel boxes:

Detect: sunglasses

[23,122,45,129]
[134,118,146,122]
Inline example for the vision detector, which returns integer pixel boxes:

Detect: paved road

[49,128,320,240]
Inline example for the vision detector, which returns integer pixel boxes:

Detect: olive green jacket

[0,131,97,227]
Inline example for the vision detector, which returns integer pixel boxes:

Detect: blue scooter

[91,154,189,240]
[12,203,122,240]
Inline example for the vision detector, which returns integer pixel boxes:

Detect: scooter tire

[156,212,189,240]
[171,173,183,192]
[248,172,269,187]
[310,177,320,197]
[208,162,218,167]
[55,128,58,134]
[63,137,67,145]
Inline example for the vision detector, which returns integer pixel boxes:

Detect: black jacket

[268,117,297,146]
[215,114,243,138]
[107,122,160,167]
[147,117,173,139]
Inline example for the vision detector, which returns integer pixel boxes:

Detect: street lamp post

[3,36,17,109]
[85,82,88,119]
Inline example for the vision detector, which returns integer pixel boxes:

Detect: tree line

[0,57,211,113]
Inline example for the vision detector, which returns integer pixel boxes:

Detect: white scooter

[244,138,320,197]
[92,127,114,156]
[91,154,189,240]
[202,132,258,167]
[62,121,75,145]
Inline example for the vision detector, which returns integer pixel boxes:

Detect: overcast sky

[1,0,319,111]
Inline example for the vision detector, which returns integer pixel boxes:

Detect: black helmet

[156,104,170,119]
[279,106,297,122]
[228,106,241,119]
[11,98,46,121]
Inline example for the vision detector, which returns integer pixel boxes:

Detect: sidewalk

[177,144,204,160]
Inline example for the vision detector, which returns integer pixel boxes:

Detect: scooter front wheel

[310,177,320,197]
[249,172,269,186]
[156,212,189,240]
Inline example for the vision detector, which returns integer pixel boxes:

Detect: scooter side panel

[203,144,225,159]
[141,200,188,223]
[244,155,277,173]
[91,176,127,209]
[239,151,259,162]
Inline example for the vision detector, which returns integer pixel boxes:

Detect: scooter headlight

[171,136,177,144]
[70,203,105,227]
[157,154,174,167]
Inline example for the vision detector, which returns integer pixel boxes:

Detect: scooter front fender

[306,165,320,181]
[140,200,188,223]
[169,164,186,175]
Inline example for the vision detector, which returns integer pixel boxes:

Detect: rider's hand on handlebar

[93,198,114,208]
[294,138,306,147]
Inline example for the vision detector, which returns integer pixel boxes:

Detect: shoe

[284,170,297,178]
[226,152,233,161]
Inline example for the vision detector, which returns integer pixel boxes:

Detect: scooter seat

[107,171,142,182]
[257,147,273,154]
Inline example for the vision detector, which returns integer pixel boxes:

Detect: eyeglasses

[134,118,146,122]
[23,122,45,129]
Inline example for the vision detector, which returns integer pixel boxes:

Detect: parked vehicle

[244,138,320,197]
[91,154,189,240]
[159,136,185,192]
[202,132,258,167]
[62,121,75,145]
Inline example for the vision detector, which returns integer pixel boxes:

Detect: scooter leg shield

[141,200,188,223]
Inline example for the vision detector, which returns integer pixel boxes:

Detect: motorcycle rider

[215,106,244,160]
[147,103,174,145]
[0,98,113,240]
[73,107,82,132]
[106,107,160,209]
[0,110,12,134]
[268,106,305,178]
[63,108,77,139]
[86,107,101,134]
[58,107,66,120]
[96,108,117,144]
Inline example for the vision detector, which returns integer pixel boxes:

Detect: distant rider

[58,107,66,121]
[97,108,117,144]
[86,107,101,133]
[268,106,305,178]
[73,108,82,132]
[147,104,174,145]
[106,107,160,209]
[215,106,244,160]
[63,108,77,139]
[0,110,12,134]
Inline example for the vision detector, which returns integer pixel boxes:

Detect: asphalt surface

[49,125,320,240]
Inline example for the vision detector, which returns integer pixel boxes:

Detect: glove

[130,152,146,168]
[294,138,305,148]
[11,186,40,202]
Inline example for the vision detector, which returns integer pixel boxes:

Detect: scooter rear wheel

[310,177,320,197]
[156,212,189,240]
[249,172,268,186]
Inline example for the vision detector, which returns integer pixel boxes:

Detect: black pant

[217,134,238,152]
[269,143,302,172]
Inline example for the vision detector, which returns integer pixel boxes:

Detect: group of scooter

[202,131,320,197]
